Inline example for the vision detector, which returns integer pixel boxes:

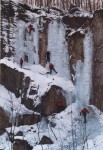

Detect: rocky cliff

[1,1,103,149]
[91,9,103,111]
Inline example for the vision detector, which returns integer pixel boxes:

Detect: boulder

[41,85,67,116]
[0,107,10,135]
[22,85,67,116]
[16,131,23,136]
[39,135,53,144]
[0,64,25,98]
[17,113,41,126]
[13,139,32,150]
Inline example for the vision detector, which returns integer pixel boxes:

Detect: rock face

[21,85,67,116]
[38,17,49,67]
[0,64,24,97]
[17,113,41,126]
[1,0,15,58]
[0,107,10,135]
[21,84,39,111]
[13,139,32,150]
[63,14,92,83]
[62,16,92,29]
[68,31,84,82]
[91,9,103,111]
[39,135,53,144]
[0,64,30,98]
[41,85,67,116]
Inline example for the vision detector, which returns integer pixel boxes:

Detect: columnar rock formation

[68,31,84,82]
[91,9,103,111]
[0,107,10,135]
[38,17,49,66]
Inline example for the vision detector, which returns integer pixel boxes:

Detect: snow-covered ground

[0,85,34,117]
[0,102,103,150]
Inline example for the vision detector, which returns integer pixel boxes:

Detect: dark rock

[62,16,92,29]
[51,6,63,13]
[21,97,34,111]
[23,85,67,116]
[91,9,103,111]
[0,64,24,98]
[13,139,32,150]
[0,107,10,135]
[29,86,37,95]
[16,131,23,136]
[69,3,78,10]
[39,136,53,144]
[69,4,80,14]
[41,85,67,116]
[17,14,29,23]
[0,64,32,109]
[38,18,49,66]
[22,76,31,98]
[17,113,41,126]
[68,31,84,82]
[49,121,56,128]
[19,3,41,13]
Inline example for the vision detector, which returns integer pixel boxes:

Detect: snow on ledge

[0,58,75,100]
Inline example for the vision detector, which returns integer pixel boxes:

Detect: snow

[68,7,93,18]
[0,85,34,118]
[1,103,103,150]
[0,58,75,106]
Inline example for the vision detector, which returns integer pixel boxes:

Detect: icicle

[48,20,70,80]
[76,31,93,108]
